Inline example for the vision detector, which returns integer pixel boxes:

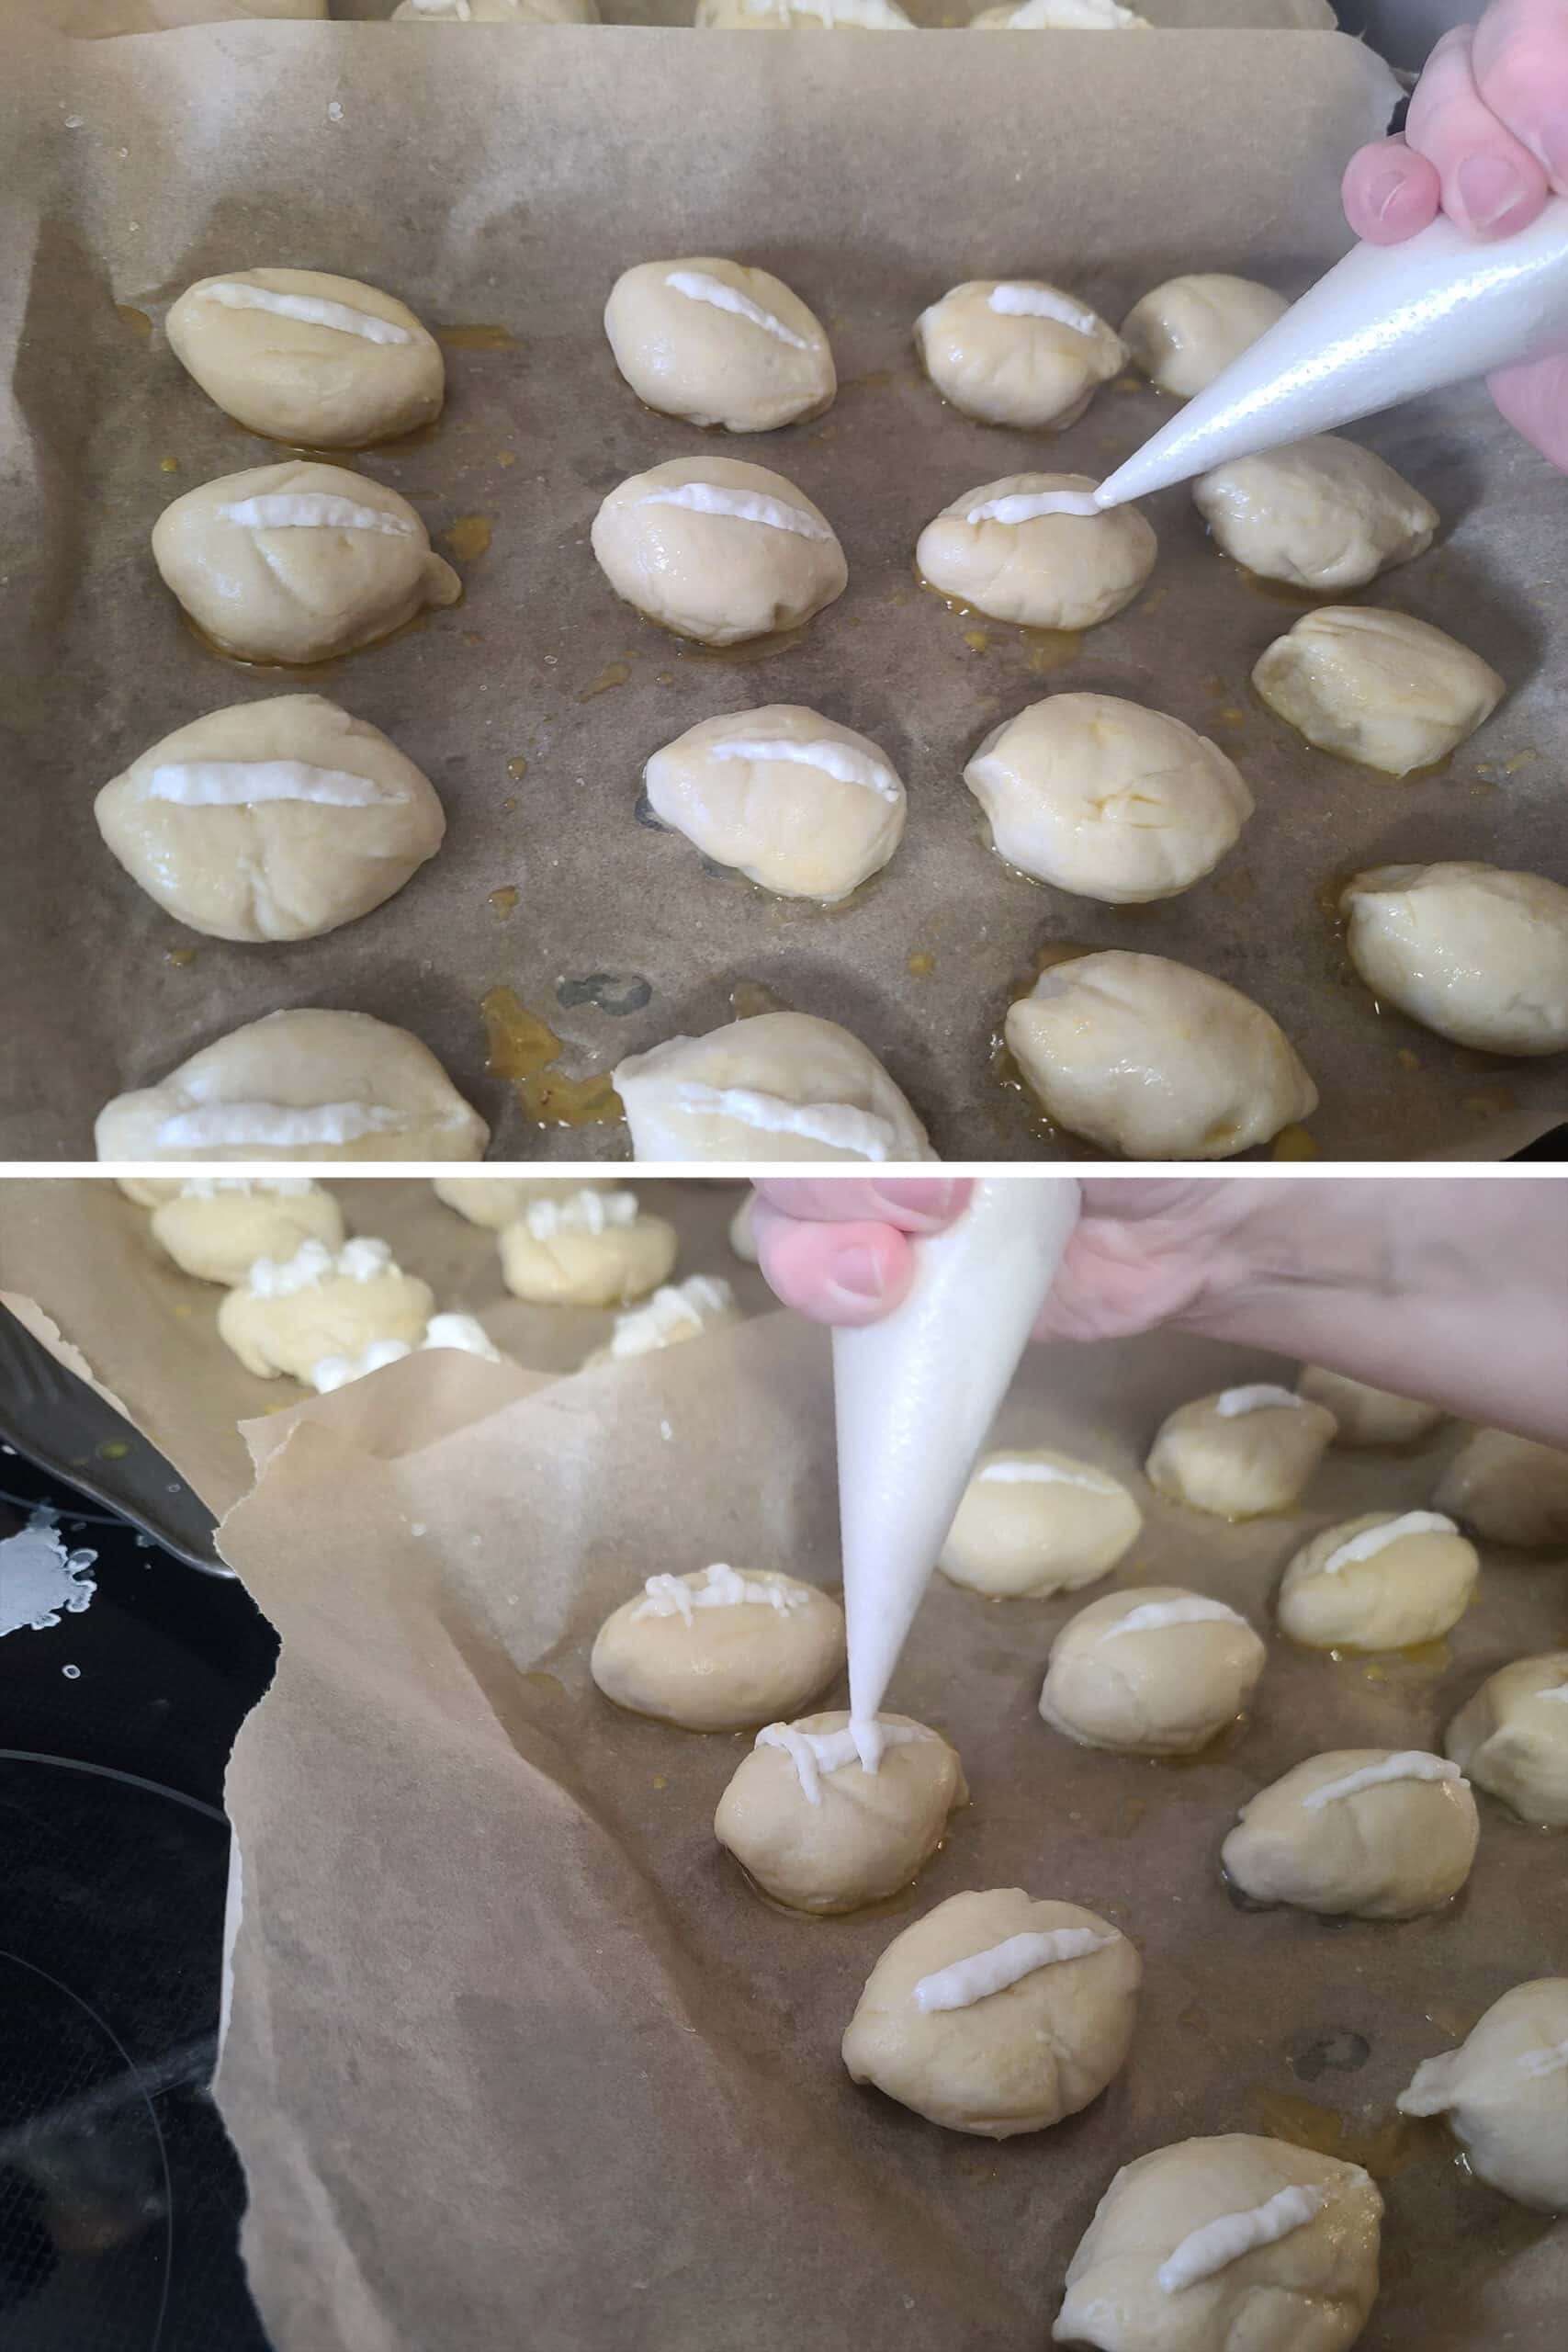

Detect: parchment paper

[0,1173,765,1512]
[211,1303,1566,2350]
[54,2,1344,36]
[2,17,1562,1162]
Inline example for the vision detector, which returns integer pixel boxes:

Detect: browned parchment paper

[2,17,1562,1161]
[0,1173,766,1512]
[211,1304,1567,2351]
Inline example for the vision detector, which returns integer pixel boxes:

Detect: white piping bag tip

[834,1178,1080,1756]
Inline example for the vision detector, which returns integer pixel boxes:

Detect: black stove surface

[0,1449,278,2352]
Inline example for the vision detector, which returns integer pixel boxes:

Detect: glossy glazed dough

[217,1238,435,1382]
[96,1007,488,1173]
[1277,1510,1478,1651]
[604,257,833,432]
[149,1176,344,1287]
[842,1890,1141,2137]
[715,1711,964,1913]
[1398,1979,1568,2211]
[694,0,916,25]
[591,1565,845,1732]
[1055,2133,1382,2352]
[939,1448,1141,1598]
[1122,274,1289,398]
[1296,1365,1444,1448]
[585,1275,739,1367]
[1194,435,1437,592]
[498,1188,678,1307]
[644,705,905,899]
[1146,1387,1337,1520]
[1041,1587,1267,1755]
[152,461,460,663]
[972,0,1149,25]
[917,473,1156,630]
[592,457,845,646]
[1253,608,1503,775]
[1006,953,1315,1159]
[615,1011,933,1163]
[966,695,1250,902]
[1445,1652,1568,1827]
[1221,1747,1479,1917]
[165,268,443,447]
[393,0,598,20]
[431,1176,615,1227]
[95,695,445,944]
[1339,862,1568,1057]
[1434,1428,1568,1550]
[916,280,1126,429]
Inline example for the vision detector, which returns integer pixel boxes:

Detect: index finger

[751,1177,971,1231]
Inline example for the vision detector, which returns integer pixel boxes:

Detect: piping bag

[833,1177,1080,1770]
[1095,194,1568,507]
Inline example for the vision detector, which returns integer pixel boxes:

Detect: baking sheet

[208,1292,1566,2350]
[3,17,1562,1162]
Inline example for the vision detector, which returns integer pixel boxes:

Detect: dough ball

[916,280,1126,430]
[1433,1429,1568,1551]
[604,257,833,433]
[1253,607,1503,776]
[1276,1510,1478,1652]
[729,1189,761,1262]
[972,0,1149,26]
[149,1176,344,1286]
[939,1448,1141,1598]
[116,1178,186,1208]
[1005,953,1315,1160]
[592,457,845,647]
[694,0,915,26]
[1339,863,1568,1057]
[432,1176,616,1228]
[164,269,443,448]
[1398,1980,1568,2211]
[591,1563,845,1731]
[842,1889,1140,2137]
[967,695,1249,903]
[152,461,461,664]
[715,1712,965,1913]
[393,0,597,20]
[95,694,445,944]
[1194,435,1437,593]
[645,705,905,901]
[1220,1747,1479,1918]
[585,1275,739,1367]
[217,1237,435,1383]
[311,1310,504,1394]
[1297,1365,1443,1449]
[1146,1385,1337,1521]
[1445,1652,1568,1828]
[1055,2133,1382,2352]
[917,474,1156,631]
[1122,274,1289,398]
[615,1010,933,1163]
[96,1007,488,1170]
[1041,1587,1266,1756]
[498,1187,678,1306]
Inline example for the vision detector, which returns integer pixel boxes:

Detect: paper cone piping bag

[1096,194,1568,507]
[832,1178,1079,1768]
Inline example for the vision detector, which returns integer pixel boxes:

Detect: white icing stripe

[913,1926,1119,2013]
[634,1563,812,1624]
[404,0,472,15]
[147,761,394,808]
[311,1311,500,1393]
[1005,0,1144,24]
[637,483,832,541]
[522,1189,637,1239]
[1157,2185,1327,2294]
[247,1236,395,1297]
[423,1313,501,1362]
[979,1459,1119,1493]
[1517,2038,1568,2078]
[220,494,416,537]
[607,1276,734,1359]
[987,283,1101,336]
[706,739,899,802]
[755,1719,931,1805]
[153,1102,408,1150]
[1213,1385,1305,1419]
[673,1081,897,1163]
[178,1176,313,1198]
[964,491,1102,526]
[1303,1752,1464,1812]
[1537,1685,1568,1703]
[199,282,413,346]
[1321,1511,1459,1575]
[742,0,913,20]
[1102,1597,1248,1640]
[664,271,809,351]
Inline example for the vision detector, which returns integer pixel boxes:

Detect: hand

[1340,0,1568,470]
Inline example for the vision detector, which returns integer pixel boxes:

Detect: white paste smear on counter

[1303,1751,1464,1811]
[673,1082,897,1162]
[756,1719,933,1804]
[707,740,900,801]
[220,495,416,537]
[664,272,809,349]
[1321,1511,1458,1574]
[637,483,832,541]
[635,1563,812,1624]
[148,762,395,808]
[1157,2183,1329,2294]
[914,1926,1120,2012]
[198,282,413,345]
